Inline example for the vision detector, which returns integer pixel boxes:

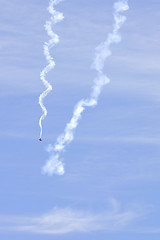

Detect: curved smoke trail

[39,0,64,140]
[42,0,129,176]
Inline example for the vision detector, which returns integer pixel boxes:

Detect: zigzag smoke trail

[39,0,64,140]
[42,0,129,176]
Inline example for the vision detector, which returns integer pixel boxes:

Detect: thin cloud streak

[76,136,160,145]
[1,128,160,147]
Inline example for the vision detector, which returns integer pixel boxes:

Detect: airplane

[39,138,42,141]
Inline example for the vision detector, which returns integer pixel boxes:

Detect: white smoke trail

[42,0,129,176]
[39,0,64,140]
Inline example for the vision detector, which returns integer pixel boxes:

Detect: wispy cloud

[0,200,148,235]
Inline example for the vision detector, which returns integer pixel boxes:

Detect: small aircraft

[39,138,42,141]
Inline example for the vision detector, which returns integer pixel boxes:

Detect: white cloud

[0,200,148,235]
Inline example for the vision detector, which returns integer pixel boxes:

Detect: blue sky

[0,0,160,239]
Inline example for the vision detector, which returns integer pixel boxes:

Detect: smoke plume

[39,0,64,140]
[42,0,129,176]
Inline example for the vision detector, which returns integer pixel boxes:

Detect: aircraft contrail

[42,0,129,176]
[39,0,64,140]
